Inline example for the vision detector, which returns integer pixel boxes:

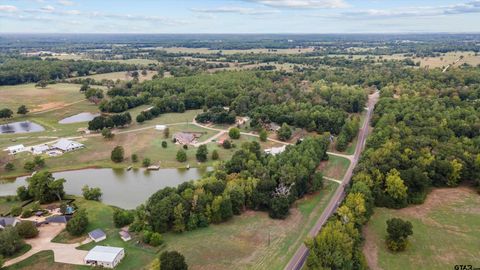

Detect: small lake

[59,112,100,124]
[0,167,209,209]
[0,121,45,134]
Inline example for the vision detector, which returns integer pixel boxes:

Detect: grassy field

[363,186,480,270]
[72,70,157,82]
[160,181,339,270]
[0,83,87,112]
[318,155,350,180]
[44,55,159,65]
[0,196,26,215]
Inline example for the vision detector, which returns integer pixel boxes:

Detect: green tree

[82,185,102,201]
[0,108,13,120]
[211,150,219,160]
[196,145,208,162]
[131,154,138,163]
[23,161,35,171]
[159,251,188,270]
[111,146,124,163]
[176,150,187,162]
[113,209,134,228]
[150,232,163,247]
[16,221,39,239]
[101,128,114,139]
[385,169,407,200]
[5,162,15,171]
[162,141,168,148]
[277,123,292,141]
[0,227,25,257]
[142,158,152,167]
[66,209,89,236]
[386,218,413,252]
[24,171,65,203]
[173,203,186,233]
[269,196,290,219]
[447,159,463,187]
[17,105,29,115]
[222,139,232,149]
[229,127,240,139]
[259,129,268,142]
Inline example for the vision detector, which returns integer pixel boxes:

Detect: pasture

[363,186,480,270]
[159,47,315,55]
[73,70,157,82]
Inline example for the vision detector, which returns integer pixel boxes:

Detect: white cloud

[0,5,18,12]
[343,0,480,19]
[57,0,75,6]
[243,0,349,9]
[191,6,278,15]
[40,5,55,12]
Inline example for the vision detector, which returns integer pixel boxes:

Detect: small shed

[84,246,125,268]
[6,144,25,155]
[155,125,166,131]
[88,229,107,242]
[119,230,131,242]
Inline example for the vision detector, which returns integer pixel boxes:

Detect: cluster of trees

[195,107,236,124]
[335,116,360,151]
[0,105,29,120]
[99,95,148,113]
[306,65,480,268]
[66,209,89,236]
[88,112,132,131]
[128,136,329,236]
[82,185,102,201]
[16,171,66,203]
[0,58,139,85]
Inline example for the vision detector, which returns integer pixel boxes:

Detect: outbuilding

[88,229,107,242]
[0,217,20,230]
[155,125,167,131]
[84,246,125,268]
[32,144,49,155]
[264,145,287,156]
[119,230,131,242]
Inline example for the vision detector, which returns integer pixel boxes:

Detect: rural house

[6,144,26,155]
[32,144,49,155]
[173,132,196,145]
[52,139,84,152]
[88,229,107,242]
[0,217,20,229]
[84,246,125,268]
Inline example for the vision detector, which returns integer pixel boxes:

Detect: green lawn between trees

[4,181,339,270]
[363,187,480,270]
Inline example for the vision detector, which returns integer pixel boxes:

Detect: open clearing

[363,186,480,270]
[160,181,339,270]
[318,155,350,180]
[158,47,315,55]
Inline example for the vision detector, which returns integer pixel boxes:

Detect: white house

[32,144,49,155]
[6,144,25,155]
[84,246,125,268]
[155,125,167,131]
[52,139,84,152]
[264,145,286,156]
[0,217,20,229]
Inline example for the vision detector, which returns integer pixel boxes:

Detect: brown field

[158,47,315,55]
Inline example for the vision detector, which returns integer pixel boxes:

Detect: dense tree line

[88,112,132,131]
[195,107,236,124]
[129,136,328,235]
[0,57,139,85]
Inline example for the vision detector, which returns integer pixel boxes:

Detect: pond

[0,121,45,134]
[0,167,209,209]
[59,112,100,124]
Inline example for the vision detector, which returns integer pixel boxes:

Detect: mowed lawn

[5,197,159,270]
[318,155,350,180]
[161,181,339,270]
[363,186,480,270]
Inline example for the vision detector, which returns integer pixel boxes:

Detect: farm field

[158,47,315,55]
[363,186,480,270]
[44,55,159,65]
[160,181,339,270]
[72,70,157,82]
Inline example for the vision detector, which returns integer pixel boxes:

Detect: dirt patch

[398,186,476,219]
[32,102,65,112]
[362,224,382,270]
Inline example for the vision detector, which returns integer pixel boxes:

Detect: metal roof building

[84,246,125,268]
[52,139,84,152]
[88,229,107,242]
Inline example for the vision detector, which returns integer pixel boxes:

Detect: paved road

[284,90,379,270]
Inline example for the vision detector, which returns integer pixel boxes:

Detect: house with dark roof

[0,217,20,229]
[89,229,107,242]
[173,132,196,145]
[119,230,131,242]
[46,215,71,224]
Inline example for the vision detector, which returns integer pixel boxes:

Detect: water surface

[0,167,208,209]
[0,121,45,134]
[59,112,100,124]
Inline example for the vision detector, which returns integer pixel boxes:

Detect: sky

[0,0,479,33]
